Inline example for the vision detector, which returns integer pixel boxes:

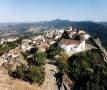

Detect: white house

[7,37,19,42]
[22,39,33,45]
[37,42,49,52]
[21,44,33,52]
[59,39,86,56]
[2,46,22,60]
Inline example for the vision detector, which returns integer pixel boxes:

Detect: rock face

[0,54,73,90]
[0,56,72,90]
[2,55,28,72]
[40,59,72,90]
[40,59,59,90]
[94,38,107,62]
[59,73,72,90]
[0,55,39,90]
[0,67,39,90]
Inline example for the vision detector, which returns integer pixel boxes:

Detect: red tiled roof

[9,47,22,55]
[60,39,80,45]
[39,42,49,49]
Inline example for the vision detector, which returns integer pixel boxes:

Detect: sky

[0,0,107,22]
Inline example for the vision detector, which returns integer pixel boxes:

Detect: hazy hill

[98,22,107,27]
[0,19,107,48]
[32,19,107,48]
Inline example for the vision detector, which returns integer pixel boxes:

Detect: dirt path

[40,59,59,90]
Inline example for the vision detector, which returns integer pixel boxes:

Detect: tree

[27,52,46,66]
[61,31,70,39]
[67,50,107,90]
[25,66,44,83]
[10,65,26,79]
[10,65,44,83]
[34,52,46,66]
[47,44,64,58]
[57,51,69,72]
[57,51,68,64]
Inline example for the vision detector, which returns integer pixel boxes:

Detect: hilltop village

[0,26,107,90]
[0,26,92,60]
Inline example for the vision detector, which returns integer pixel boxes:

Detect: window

[74,46,77,48]
[71,48,72,50]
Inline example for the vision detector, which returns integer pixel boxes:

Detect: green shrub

[10,65,45,83]
[27,52,46,66]
[46,44,64,58]
[68,50,107,90]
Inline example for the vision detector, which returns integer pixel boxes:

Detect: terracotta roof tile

[60,39,80,45]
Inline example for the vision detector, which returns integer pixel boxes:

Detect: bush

[10,51,46,84]
[25,66,44,83]
[10,65,27,80]
[46,44,64,58]
[27,52,46,66]
[61,30,70,39]
[0,38,22,56]
[57,51,69,72]
[10,65,45,83]
[68,50,107,90]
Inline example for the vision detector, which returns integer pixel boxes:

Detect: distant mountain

[33,20,107,49]
[71,21,107,49]
[98,22,107,27]
[0,19,107,49]
[33,20,107,48]
[0,23,30,33]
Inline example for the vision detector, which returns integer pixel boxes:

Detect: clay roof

[60,39,80,45]
[39,42,49,49]
[9,47,22,55]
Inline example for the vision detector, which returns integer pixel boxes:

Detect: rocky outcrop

[59,73,72,90]
[40,59,72,90]
[94,38,107,62]
[40,59,59,90]
[0,67,39,90]
[2,55,28,72]
[0,55,39,90]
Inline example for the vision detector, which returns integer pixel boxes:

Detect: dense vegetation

[11,64,45,83]
[0,38,22,56]
[56,49,107,90]
[61,30,70,39]
[10,49,46,84]
[46,43,64,58]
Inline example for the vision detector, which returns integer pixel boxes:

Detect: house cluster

[58,27,90,56]
[0,37,19,44]
[41,26,90,56]
[31,35,55,52]
[1,26,91,60]
[20,32,57,53]
[54,29,64,40]
[2,46,22,60]
[2,33,56,60]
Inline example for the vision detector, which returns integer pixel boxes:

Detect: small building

[59,39,86,56]
[21,44,33,52]
[22,39,33,45]
[2,46,22,60]
[38,42,49,52]
[47,39,55,45]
